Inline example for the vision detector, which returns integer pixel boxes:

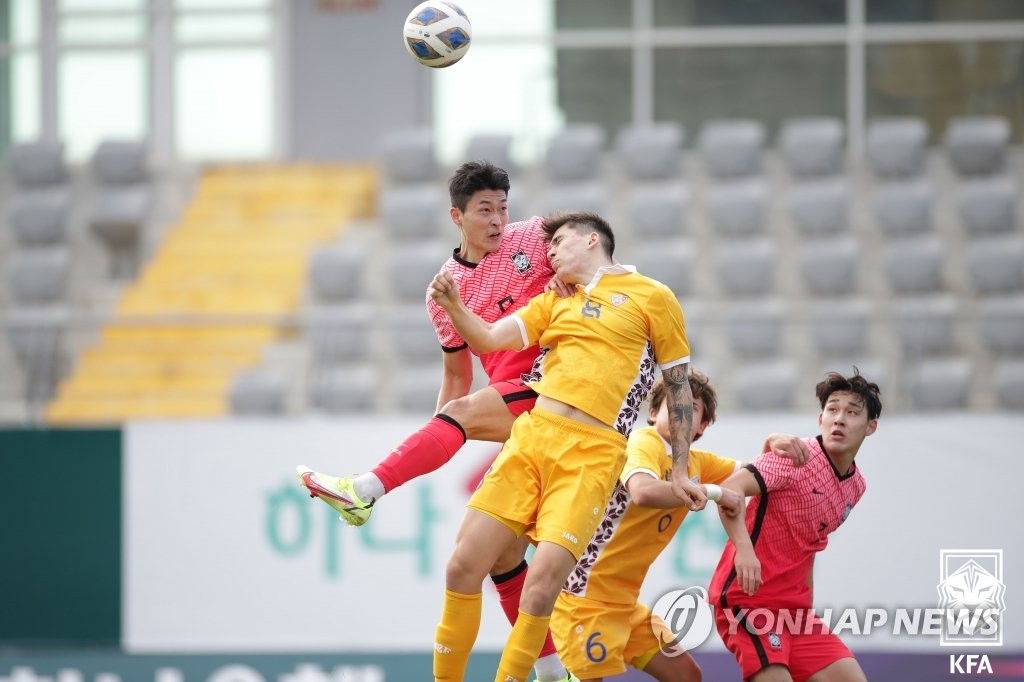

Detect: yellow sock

[433,589,482,682]
[495,610,551,682]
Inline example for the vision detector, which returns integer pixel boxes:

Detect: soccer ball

[402,1,472,69]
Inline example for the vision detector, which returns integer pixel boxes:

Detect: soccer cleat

[296,465,375,526]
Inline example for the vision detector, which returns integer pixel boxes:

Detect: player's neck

[826,449,857,476]
[457,242,486,264]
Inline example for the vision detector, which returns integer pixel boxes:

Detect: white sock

[352,473,385,503]
[534,653,568,682]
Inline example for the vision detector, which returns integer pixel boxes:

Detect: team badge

[768,632,782,649]
[611,293,628,306]
[511,250,532,274]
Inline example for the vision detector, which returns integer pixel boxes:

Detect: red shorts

[489,378,537,417]
[715,607,854,682]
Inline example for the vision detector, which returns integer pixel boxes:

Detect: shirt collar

[583,263,635,295]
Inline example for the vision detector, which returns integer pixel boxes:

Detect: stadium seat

[380,184,447,240]
[10,192,70,246]
[892,295,958,357]
[228,367,288,415]
[92,139,148,184]
[733,359,799,411]
[865,117,928,178]
[616,122,685,180]
[883,236,945,294]
[723,299,787,357]
[799,236,860,296]
[994,359,1024,410]
[88,139,153,279]
[698,119,765,179]
[906,357,972,410]
[778,117,844,178]
[808,299,872,356]
[545,124,606,182]
[8,140,67,188]
[956,176,1017,236]
[308,365,377,413]
[305,303,372,366]
[308,246,365,302]
[536,182,610,217]
[625,184,689,238]
[966,237,1024,295]
[632,240,695,298]
[465,133,514,171]
[707,179,769,237]
[788,179,849,236]
[715,238,777,295]
[385,304,441,362]
[873,180,932,236]
[380,128,437,183]
[8,248,70,304]
[395,363,444,412]
[979,297,1024,355]
[387,242,450,301]
[944,116,1011,176]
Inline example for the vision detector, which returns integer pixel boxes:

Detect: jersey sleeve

[693,449,740,486]
[748,451,796,493]
[426,295,467,351]
[646,282,690,370]
[512,290,557,348]
[621,427,667,485]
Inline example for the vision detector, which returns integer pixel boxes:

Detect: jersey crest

[510,250,532,274]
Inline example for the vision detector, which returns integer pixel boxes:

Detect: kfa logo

[937,549,1006,647]
[582,300,602,318]
[510,250,532,274]
[950,654,993,675]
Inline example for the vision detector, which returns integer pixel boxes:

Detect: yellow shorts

[550,591,670,678]
[468,406,626,561]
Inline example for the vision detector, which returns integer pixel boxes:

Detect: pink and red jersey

[709,436,866,611]
[426,216,553,383]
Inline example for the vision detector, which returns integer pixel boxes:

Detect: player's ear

[865,419,877,437]
[450,205,462,227]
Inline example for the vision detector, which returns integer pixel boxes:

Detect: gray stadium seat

[395,364,444,412]
[308,365,377,413]
[386,304,442,361]
[788,179,849,236]
[892,295,958,357]
[305,303,372,366]
[816,359,889,398]
[883,236,944,294]
[809,299,872,356]
[698,119,765,179]
[966,237,1024,295]
[944,116,1011,176]
[979,297,1024,355]
[545,124,606,182]
[715,238,777,295]
[994,359,1024,410]
[380,184,447,240]
[625,184,688,238]
[88,139,152,279]
[381,128,437,183]
[733,360,799,411]
[865,118,928,178]
[8,248,70,304]
[229,368,288,415]
[8,141,67,188]
[388,242,450,301]
[874,180,932,236]
[308,246,364,302]
[11,192,70,246]
[906,357,972,410]
[956,176,1017,236]
[616,123,685,180]
[536,182,610,217]
[707,179,769,237]
[778,117,844,178]
[632,240,695,298]
[724,299,787,357]
[92,139,148,184]
[465,133,514,171]
[799,237,860,296]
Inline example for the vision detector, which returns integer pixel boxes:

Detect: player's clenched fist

[428,270,461,310]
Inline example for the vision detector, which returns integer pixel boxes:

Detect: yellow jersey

[513,265,689,435]
[563,425,737,604]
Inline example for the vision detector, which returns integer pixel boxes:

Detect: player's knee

[438,393,475,422]
[518,573,562,614]
[490,545,528,576]
[445,546,488,588]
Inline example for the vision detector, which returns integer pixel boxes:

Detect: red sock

[491,561,559,659]
[372,415,467,492]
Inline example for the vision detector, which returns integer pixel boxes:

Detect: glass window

[654,0,845,26]
[12,0,39,44]
[13,52,41,142]
[60,16,145,43]
[176,48,272,160]
[867,0,1024,23]
[175,14,271,42]
[555,48,632,143]
[176,0,269,8]
[654,45,845,140]
[867,41,1024,142]
[454,0,553,40]
[60,0,143,9]
[59,51,147,159]
[555,0,633,30]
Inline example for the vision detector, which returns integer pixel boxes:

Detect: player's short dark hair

[448,160,510,211]
[542,211,615,258]
[647,368,718,427]
[815,368,882,420]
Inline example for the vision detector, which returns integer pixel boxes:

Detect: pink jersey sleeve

[751,451,796,492]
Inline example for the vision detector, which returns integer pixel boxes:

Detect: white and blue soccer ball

[403,1,472,68]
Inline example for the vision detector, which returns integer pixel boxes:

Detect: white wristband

[704,484,723,502]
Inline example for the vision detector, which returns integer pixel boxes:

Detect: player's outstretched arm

[428,270,525,354]
[761,433,811,466]
[663,363,705,511]
[627,472,696,509]
[719,468,762,596]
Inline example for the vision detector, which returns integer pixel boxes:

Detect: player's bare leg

[751,664,793,682]
[642,650,702,682]
[443,383,520,441]
[807,658,867,682]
